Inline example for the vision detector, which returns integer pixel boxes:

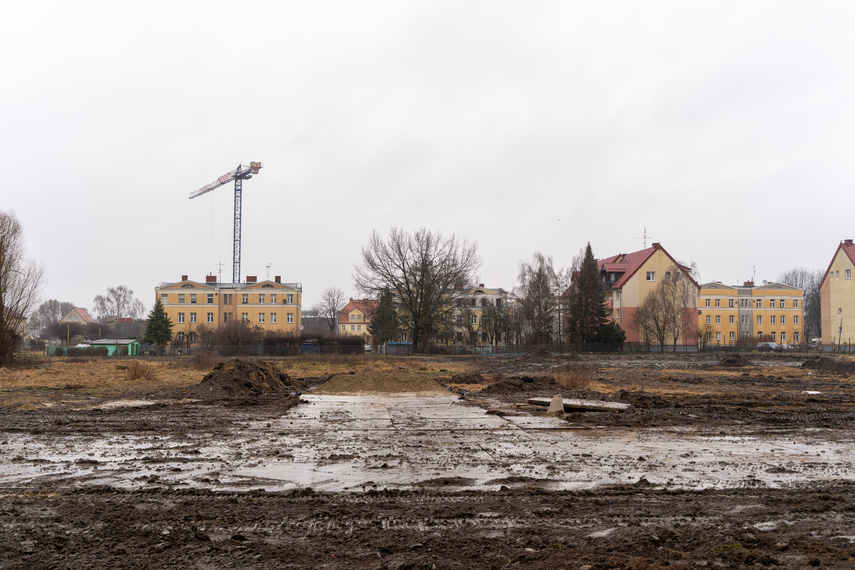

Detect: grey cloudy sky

[4,0,854,313]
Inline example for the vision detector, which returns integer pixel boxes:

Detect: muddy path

[2,352,855,567]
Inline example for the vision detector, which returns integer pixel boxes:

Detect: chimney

[652,242,660,248]
[479,283,484,288]
[181,275,188,282]
[246,276,257,283]
[275,276,281,283]
[744,281,754,287]
[845,239,853,245]
[206,275,217,283]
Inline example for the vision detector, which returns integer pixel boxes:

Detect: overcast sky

[4,1,854,313]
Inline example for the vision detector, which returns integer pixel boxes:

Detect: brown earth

[2,352,855,568]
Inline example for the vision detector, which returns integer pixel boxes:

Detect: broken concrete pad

[547,394,564,413]
[529,397,631,412]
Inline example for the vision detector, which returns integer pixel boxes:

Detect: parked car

[756,342,778,352]
[779,343,796,351]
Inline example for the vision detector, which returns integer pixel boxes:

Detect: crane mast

[190,162,262,284]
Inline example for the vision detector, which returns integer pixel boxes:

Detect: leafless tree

[92,285,145,321]
[0,211,44,366]
[777,267,822,341]
[633,265,697,352]
[32,299,75,333]
[316,287,347,335]
[514,252,560,344]
[354,228,480,348]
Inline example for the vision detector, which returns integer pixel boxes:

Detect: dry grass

[554,363,593,389]
[125,361,155,381]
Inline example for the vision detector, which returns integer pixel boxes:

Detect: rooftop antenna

[216,261,224,283]
[636,226,651,249]
[266,263,272,280]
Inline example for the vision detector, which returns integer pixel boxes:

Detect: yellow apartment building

[699,281,803,346]
[155,274,302,343]
[820,238,855,350]
[339,298,377,342]
[450,285,509,346]
[599,243,698,346]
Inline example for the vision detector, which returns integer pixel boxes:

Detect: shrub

[125,361,155,381]
[554,363,592,389]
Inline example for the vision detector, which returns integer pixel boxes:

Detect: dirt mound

[802,356,855,375]
[719,353,751,367]
[518,347,559,362]
[185,359,302,402]
[615,389,673,408]
[312,369,446,394]
[447,372,488,384]
[480,374,565,396]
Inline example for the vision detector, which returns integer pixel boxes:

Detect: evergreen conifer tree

[368,290,399,344]
[567,243,611,343]
[143,299,173,348]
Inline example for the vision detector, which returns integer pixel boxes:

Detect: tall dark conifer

[567,243,610,343]
[143,299,173,348]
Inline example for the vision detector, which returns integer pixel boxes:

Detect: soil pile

[802,356,855,375]
[312,369,446,394]
[480,374,565,396]
[518,347,559,362]
[185,359,302,402]
[719,353,751,367]
[448,372,488,384]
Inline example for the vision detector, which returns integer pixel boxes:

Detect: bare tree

[0,211,44,366]
[633,288,669,350]
[93,285,145,321]
[316,287,347,336]
[777,267,822,342]
[633,265,698,352]
[355,228,480,348]
[32,299,75,333]
[514,252,559,344]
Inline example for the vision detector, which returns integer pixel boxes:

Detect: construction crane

[189,162,262,284]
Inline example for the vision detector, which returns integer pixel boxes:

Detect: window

[770,315,776,325]
[351,325,355,331]
[779,300,785,308]
[794,332,800,342]
[190,312,196,324]
[357,325,361,331]
[781,332,786,342]
[207,312,214,324]
[350,314,355,321]
[177,332,184,342]
[470,298,476,307]
[241,313,248,322]
[646,271,655,281]
[794,315,799,325]
[270,294,277,304]
[757,332,763,339]
[189,332,196,343]
[471,315,477,325]
[716,332,721,341]
[729,315,734,324]
[178,294,185,304]
[780,315,786,325]
[178,312,185,323]
[793,300,799,308]
[242,294,248,304]
[190,294,197,304]
[706,332,712,341]
[715,315,721,324]
[207,294,214,304]
[728,299,734,308]
[756,300,762,308]
[771,332,776,341]
[847,270,852,280]
[757,315,762,324]
[665,271,671,280]
[705,315,711,324]
[225,294,232,304]
[341,325,345,332]
[705,299,711,307]
[259,294,265,304]
[715,299,720,308]
[287,313,293,324]
[836,271,840,278]
[270,313,276,323]
[161,294,168,304]
[839,308,843,314]
[729,332,735,341]
[287,294,294,304]
[258,313,264,323]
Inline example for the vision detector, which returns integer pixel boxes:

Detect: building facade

[698,281,803,346]
[338,298,377,342]
[450,284,509,346]
[820,239,855,350]
[155,274,302,343]
[599,243,698,346]
[59,308,94,325]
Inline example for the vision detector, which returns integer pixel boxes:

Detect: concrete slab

[528,397,631,412]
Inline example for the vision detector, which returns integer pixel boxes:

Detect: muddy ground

[1,352,855,568]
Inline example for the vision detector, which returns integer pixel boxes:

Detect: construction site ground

[1,352,854,568]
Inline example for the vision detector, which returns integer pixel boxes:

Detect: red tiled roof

[338,299,378,324]
[599,244,697,290]
[73,308,94,323]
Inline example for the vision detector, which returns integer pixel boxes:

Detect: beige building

[155,274,302,343]
[699,281,803,347]
[599,243,698,346]
[820,239,855,350]
[451,284,509,346]
[338,298,377,342]
[59,308,94,325]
